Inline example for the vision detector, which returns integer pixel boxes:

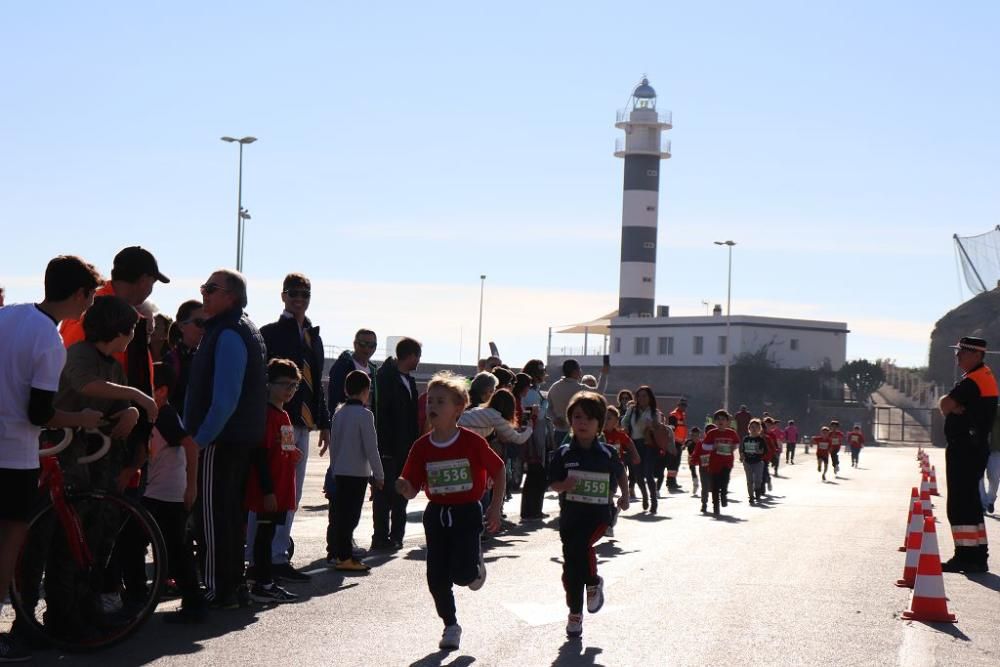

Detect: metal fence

[873,405,934,444]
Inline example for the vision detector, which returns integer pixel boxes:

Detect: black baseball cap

[949,336,987,353]
[113,246,170,283]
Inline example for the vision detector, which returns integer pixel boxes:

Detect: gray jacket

[329,401,385,480]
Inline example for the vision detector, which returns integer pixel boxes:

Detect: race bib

[818,442,829,450]
[716,443,734,455]
[426,459,473,494]
[699,454,711,466]
[280,425,296,452]
[743,442,759,455]
[565,470,611,505]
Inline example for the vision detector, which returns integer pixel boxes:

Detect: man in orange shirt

[665,398,688,492]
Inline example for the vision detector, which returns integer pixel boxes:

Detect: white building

[610,312,848,370]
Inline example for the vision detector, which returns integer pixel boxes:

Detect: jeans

[786,443,796,463]
[637,442,657,505]
[246,425,310,565]
[980,450,1000,507]
[743,461,764,499]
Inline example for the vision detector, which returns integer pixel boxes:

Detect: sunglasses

[182,317,206,328]
[200,282,231,295]
[284,289,311,299]
[355,340,377,349]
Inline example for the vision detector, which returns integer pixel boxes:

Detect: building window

[642,276,653,283]
[658,336,674,355]
[790,338,799,351]
[718,336,727,355]
[643,242,655,249]
[634,337,650,355]
[614,337,621,354]
[646,205,656,212]
[693,336,704,355]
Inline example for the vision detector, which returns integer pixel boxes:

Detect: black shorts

[0,468,41,522]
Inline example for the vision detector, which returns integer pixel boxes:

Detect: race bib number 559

[426,459,473,494]
[566,470,611,505]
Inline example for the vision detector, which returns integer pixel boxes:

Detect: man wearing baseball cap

[939,336,997,573]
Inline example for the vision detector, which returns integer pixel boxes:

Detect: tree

[837,359,885,404]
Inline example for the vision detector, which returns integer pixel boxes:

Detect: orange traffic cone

[921,457,930,475]
[920,489,933,517]
[929,467,940,496]
[901,516,956,623]
[899,487,919,552]
[896,499,925,587]
[919,473,930,498]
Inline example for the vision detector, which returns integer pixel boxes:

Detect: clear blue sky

[2,1,998,367]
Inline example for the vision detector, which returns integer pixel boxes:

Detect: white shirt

[0,304,67,469]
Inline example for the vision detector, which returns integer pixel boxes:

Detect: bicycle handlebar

[39,428,113,464]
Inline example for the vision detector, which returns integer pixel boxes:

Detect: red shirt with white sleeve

[704,427,739,473]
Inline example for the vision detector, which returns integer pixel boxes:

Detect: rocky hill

[929,286,1000,387]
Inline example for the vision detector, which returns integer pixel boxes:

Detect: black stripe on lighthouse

[623,155,661,192]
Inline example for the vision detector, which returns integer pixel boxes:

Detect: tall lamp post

[476,275,486,364]
[714,240,737,411]
[220,136,257,272]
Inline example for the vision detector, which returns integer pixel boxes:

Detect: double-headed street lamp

[714,240,737,411]
[220,136,257,272]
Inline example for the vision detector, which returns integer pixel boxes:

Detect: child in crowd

[767,418,784,478]
[324,370,385,571]
[828,420,844,475]
[548,392,629,639]
[847,424,865,467]
[761,417,776,492]
[814,426,831,481]
[703,410,739,516]
[692,424,717,513]
[740,419,767,505]
[396,372,505,652]
[603,406,640,536]
[685,426,702,497]
[143,362,204,623]
[784,420,799,464]
[245,358,303,603]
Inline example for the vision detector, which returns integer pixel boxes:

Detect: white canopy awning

[555,310,618,335]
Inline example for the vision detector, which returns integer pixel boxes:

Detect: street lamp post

[714,240,737,411]
[220,136,257,272]
[476,275,486,364]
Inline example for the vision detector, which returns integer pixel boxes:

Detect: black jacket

[374,357,418,460]
[185,308,267,448]
[328,350,378,413]
[260,314,331,430]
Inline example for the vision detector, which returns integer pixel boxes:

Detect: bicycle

[4,428,167,651]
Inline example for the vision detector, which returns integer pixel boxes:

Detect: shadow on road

[595,540,637,560]
[551,639,606,666]
[409,650,476,667]
[912,619,971,641]
[620,513,670,523]
[964,571,1000,592]
[300,502,328,513]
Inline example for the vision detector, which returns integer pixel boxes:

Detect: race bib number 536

[566,470,610,505]
[426,459,473,494]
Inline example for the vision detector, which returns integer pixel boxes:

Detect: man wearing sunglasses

[185,269,268,608]
[250,273,331,582]
[328,329,380,409]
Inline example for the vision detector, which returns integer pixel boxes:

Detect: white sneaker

[468,546,486,591]
[566,613,583,638]
[439,624,462,650]
[604,526,614,538]
[100,592,123,613]
[586,576,605,613]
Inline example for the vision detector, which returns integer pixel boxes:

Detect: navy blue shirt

[548,437,624,520]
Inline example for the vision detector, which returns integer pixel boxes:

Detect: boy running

[692,425,717,513]
[396,372,505,651]
[740,419,767,505]
[548,392,629,638]
[847,424,865,468]
[703,411,739,516]
[828,420,844,475]
[784,420,799,464]
[814,426,831,481]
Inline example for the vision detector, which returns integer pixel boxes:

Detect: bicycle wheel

[10,491,167,651]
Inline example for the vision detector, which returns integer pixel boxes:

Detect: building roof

[611,314,849,334]
[556,310,618,335]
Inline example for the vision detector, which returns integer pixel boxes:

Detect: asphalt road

[25,443,1000,666]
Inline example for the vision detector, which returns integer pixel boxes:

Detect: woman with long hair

[622,386,663,513]
[162,299,204,418]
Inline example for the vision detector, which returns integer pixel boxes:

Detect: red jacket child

[847,429,865,450]
[704,427,740,474]
[813,431,831,458]
[246,404,300,514]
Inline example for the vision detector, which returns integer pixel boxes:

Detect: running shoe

[0,633,30,663]
[604,525,614,538]
[566,614,583,638]
[468,546,487,591]
[249,583,298,604]
[586,576,605,613]
[989,503,996,514]
[272,563,311,582]
[439,624,462,650]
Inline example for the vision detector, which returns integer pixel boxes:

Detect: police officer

[939,336,997,573]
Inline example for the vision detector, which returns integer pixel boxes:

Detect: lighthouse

[615,77,671,318]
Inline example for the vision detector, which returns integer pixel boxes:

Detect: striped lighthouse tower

[615,77,671,318]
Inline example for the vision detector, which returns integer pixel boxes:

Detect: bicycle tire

[10,491,167,651]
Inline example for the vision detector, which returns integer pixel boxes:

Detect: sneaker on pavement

[586,576,604,613]
[566,613,583,638]
[0,633,31,663]
[334,558,371,572]
[249,583,298,604]
[272,563,311,582]
[439,624,462,651]
[468,546,487,591]
[604,526,614,538]
[989,503,996,514]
